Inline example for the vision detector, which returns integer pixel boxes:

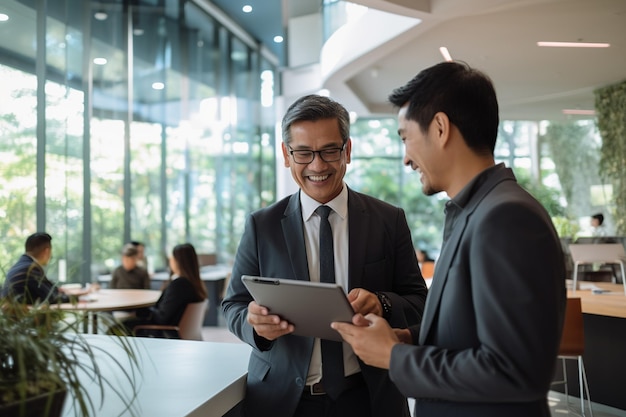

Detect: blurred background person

[110,243,151,289]
[590,213,607,237]
[110,243,207,338]
[130,240,149,271]
[1,232,87,303]
[415,247,434,263]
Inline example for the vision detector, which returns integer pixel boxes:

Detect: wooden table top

[567,282,626,319]
[58,289,161,312]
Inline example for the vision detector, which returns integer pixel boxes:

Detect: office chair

[133,299,208,341]
[552,297,593,417]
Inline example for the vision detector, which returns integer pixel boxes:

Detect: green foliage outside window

[595,79,626,234]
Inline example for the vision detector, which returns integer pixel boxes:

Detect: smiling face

[282,118,351,204]
[398,105,443,196]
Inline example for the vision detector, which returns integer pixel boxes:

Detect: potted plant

[0,295,142,417]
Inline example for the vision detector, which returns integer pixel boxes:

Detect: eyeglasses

[288,146,345,164]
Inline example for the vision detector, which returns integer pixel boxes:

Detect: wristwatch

[376,292,392,319]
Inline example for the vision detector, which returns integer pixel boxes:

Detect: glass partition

[0,0,278,283]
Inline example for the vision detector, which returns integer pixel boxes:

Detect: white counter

[62,335,250,417]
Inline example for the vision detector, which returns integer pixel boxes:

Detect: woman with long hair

[111,243,207,337]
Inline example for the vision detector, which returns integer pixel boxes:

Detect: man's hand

[246,301,294,340]
[347,288,383,316]
[331,313,399,369]
[394,328,413,344]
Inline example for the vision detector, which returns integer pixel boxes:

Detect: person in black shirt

[110,243,207,337]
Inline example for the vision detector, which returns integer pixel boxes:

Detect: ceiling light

[93,57,107,65]
[242,5,252,13]
[562,109,595,115]
[152,82,165,90]
[133,28,144,36]
[0,13,9,22]
[439,47,453,62]
[537,41,610,48]
[273,35,284,43]
[94,11,108,21]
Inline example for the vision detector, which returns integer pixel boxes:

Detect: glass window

[0,0,279,283]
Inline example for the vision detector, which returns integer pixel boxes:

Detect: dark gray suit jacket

[1,254,68,304]
[390,165,566,417]
[222,188,428,417]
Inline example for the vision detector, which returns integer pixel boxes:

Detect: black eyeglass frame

[287,145,346,164]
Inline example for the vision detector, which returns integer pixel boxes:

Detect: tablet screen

[241,275,354,341]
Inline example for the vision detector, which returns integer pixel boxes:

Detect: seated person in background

[415,247,434,263]
[130,240,148,271]
[416,247,436,279]
[1,232,86,304]
[590,213,607,237]
[110,243,208,338]
[110,243,151,289]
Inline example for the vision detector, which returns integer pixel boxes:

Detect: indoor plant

[0,296,142,417]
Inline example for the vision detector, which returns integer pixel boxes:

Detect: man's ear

[281,142,291,167]
[432,112,451,147]
[344,138,352,164]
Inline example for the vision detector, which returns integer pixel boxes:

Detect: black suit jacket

[222,188,428,417]
[389,165,566,417]
[2,254,68,303]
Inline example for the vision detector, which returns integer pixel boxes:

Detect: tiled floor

[548,391,626,416]
[202,326,626,417]
[407,393,626,417]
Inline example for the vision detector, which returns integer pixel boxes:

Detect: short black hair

[591,213,604,225]
[281,94,350,146]
[388,61,499,155]
[25,232,52,254]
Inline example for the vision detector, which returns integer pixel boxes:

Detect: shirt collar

[25,253,42,267]
[451,163,504,209]
[300,184,348,221]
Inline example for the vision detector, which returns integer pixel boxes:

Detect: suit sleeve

[360,203,427,329]
[389,199,565,402]
[221,213,272,350]
[385,207,428,328]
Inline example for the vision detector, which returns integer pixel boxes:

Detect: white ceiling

[332,0,626,121]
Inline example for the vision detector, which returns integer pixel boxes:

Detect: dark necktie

[316,205,345,399]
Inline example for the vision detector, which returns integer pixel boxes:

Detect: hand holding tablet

[242,275,355,342]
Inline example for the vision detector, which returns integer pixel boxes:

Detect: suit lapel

[419,167,517,344]
[347,189,368,290]
[281,191,311,281]
[418,212,468,344]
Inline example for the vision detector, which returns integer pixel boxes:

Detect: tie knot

[316,205,332,220]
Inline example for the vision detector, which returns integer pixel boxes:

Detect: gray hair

[281,94,350,145]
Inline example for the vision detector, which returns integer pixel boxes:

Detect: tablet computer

[241,275,354,341]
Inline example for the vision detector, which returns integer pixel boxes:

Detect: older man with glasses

[222,94,428,417]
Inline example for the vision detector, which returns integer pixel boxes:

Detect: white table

[62,336,250,417]
[58,289,161,333]
[99,265,231,326]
